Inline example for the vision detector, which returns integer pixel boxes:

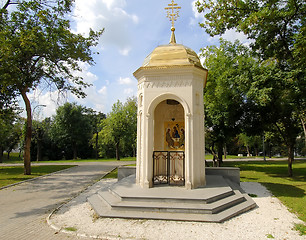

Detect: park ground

[0,153,305,237]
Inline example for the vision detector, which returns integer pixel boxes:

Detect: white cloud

[119,47,131,56]
[118,77,134,85]
[124,88,134,95]
[98,86,107,95]
[190,0,205,26]
[207,29,253,46]
[73,0,138,55]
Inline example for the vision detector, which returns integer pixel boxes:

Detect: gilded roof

[142,43,203,69]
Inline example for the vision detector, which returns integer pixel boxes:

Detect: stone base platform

[88,174,257,223]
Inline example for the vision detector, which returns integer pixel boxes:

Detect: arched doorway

[153,99,185,186]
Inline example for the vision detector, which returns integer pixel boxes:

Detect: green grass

[223,160,306,232]
[103,168,118,179]
[0,165,75,188]
[64,227,77,232]
[1,152,136,164]
[1,152,23,164]
[47,156,136,163]
[294,223,306,236]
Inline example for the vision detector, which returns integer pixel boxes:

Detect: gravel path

[49,179,305,240]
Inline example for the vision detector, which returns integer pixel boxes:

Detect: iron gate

[153,151,185,186]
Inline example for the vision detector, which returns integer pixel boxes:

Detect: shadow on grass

[224,160,306,183]
[261,182,305,198]
[0,166,73,176]
[240,177,259,181]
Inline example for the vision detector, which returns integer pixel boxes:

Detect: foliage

[202,39,257,164]
[195,0,305,64]
[196,0,305,175]
[0,112,23,162]
[237,133,262,156]
[50,102,93,160]
[85,109,106,159]
[98,97,137,160]
[0,0,103,174]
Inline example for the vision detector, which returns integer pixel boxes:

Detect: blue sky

[24,0,249,119]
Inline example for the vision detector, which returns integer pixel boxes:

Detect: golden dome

[142,43,203,69]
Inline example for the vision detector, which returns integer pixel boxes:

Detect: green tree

[202,39,257,165]
[247,60,303,175]
[50,102,93,160]
[98,97,137,160]
[85,108,106,159]
[196,0,305,176]
[0,111,22,162]
[0,0,103,174]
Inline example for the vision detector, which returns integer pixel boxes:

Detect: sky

[21,0,249,119]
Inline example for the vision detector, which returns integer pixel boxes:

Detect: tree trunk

[217,142,223,166]
[21,88,32,175]
[73,143,77,160]
[1,0,12,10]
[115,141,120,161]
[36,139,41,161]
[301,116,306,147]
[246,145,250,156]
[268,142,272,158]
[287,144,294,177]
[7,150,10,160]
[0,146,3,163]
[95,132,98,160]
[223,145,227,159]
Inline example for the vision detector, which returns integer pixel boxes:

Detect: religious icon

[164,122,185,150]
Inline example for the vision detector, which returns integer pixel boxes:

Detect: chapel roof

[141,43,203,69]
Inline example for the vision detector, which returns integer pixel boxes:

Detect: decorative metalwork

[169,151,185,186]
[165,0,181,30]
[153,151,168,184]
[153,151,185,186]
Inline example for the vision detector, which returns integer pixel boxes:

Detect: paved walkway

[0,161,135,240]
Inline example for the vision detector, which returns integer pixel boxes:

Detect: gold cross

[165,0,181,30]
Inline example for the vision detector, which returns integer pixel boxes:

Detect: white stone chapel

[133,1,208,189]
[88,1,257,222]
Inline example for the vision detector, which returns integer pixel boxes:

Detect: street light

[32,104,47,116]
[32,104,46,162]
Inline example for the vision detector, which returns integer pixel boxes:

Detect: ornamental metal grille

[153,151,185,186]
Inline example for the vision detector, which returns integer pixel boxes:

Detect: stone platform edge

[118,166,240,185]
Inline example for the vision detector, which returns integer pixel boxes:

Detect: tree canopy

[98,97,137,160]
[50,102,93,159]
[0,0,103,174]
[202,39,258,164]
[196,0,305,175]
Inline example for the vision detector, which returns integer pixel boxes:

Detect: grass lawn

[1,153,136,164]
[0,165,75,188]
[223,160,306,234]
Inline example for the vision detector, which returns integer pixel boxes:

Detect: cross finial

[165,0,181,44]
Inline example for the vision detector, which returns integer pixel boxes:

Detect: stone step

[108,176,235,204]
[87,174,257,223]
[97,188,246,214]
[88,192,256,223]
[115,188,235,204]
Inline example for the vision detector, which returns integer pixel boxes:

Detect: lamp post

[32,104,46,161]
